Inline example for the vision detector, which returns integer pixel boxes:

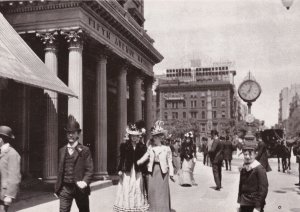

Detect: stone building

[278,84,300,130]
[155,62,236,137]
[0,0,163,182]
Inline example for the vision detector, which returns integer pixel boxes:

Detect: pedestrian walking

[238,140,268,212]
[224,136,234,171]
[55,115,94,212]
[179,132,197,186]
[170,139,181,175]
[0,126,21,212]
[201,137,209,166]
[293,133,300,186]
[209,130,225,191]
[137,121,174,212]
[207,136,214,167]
[113,123,149,212]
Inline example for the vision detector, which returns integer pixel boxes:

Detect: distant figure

[0,126,21,212]
[201,137,209,166]
[223,136,234,171]
[170,140,181,175]
[238,141,268,212]
[209,130,225,191]
[293,133,300,186]
[179,132,197,186]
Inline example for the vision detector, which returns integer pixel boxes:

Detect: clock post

[237,72,262,144]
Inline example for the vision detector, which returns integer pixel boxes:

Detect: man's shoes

[295,183,300,186]
[215,187,221,191]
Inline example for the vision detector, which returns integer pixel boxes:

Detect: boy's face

[243,150,256,164]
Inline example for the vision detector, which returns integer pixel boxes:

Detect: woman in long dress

[179,132,197,186]
[137,121,174,212]
[113,124,149,212]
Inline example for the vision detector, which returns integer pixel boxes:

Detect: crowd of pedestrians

[4,116,300,212]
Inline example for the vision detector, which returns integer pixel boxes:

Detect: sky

[143,0,300,127]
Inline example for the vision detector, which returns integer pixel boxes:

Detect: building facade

[278,84,300,130]
[0,0,163,182]
[155,63,236,136]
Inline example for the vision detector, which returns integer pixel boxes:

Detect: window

[201,124,206,132]
[201,111,206,119]
[183,101,186,108]
[172,102,178,109]
[191,112,197,119]
[191,100,197,108]
[172,112,178,119]
[164,112,168,120]
[212,111,217,119]
[221,99,226,107]
[222,111,226,118]
[212,99,217,107]
[165,101,168,108]
[183,112,186,119]
[201,100,205,107]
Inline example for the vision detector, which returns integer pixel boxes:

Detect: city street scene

[0,0,300,212]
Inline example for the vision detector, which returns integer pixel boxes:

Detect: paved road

[12,157,300,212]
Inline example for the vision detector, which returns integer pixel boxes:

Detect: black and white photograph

[0,0,300,211]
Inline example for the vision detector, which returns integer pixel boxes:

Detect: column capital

[144,76,155,86]
[61,28,84,50]
[36,31,59,52]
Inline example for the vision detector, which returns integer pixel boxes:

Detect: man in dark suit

[55,115,94,212]
[209,130,225,190]
[0,126,21,212]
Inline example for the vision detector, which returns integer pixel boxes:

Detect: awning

[0,13,77,97]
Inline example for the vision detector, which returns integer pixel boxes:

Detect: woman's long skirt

[148,163,171,212]
[178,158,193,186]
[113,165,149,212]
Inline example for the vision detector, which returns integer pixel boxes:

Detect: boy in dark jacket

[238,141,268,212]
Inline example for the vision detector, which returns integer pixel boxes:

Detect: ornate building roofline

[0,0,163,64]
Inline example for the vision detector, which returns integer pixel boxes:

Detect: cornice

[0,1,163,64]
[0,1,80,14]
[87,0,163,64]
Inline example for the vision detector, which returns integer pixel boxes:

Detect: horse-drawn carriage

[261,129,292,172]
[261,129,284,158]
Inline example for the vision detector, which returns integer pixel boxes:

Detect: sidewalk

[10,180,113,212]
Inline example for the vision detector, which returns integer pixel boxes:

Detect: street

[11,155,300,212]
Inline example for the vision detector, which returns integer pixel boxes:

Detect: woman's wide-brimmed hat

[151,120,167,136]
[126,123,142,136]
[65,115,81,132]
[0,126,15,139]
[184,131,193,138]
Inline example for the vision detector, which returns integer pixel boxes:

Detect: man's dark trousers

[212,163,222,188]
[59,183,89,212]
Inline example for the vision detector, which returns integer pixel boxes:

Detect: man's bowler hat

[65,115,81,132]
[0,126,15,139]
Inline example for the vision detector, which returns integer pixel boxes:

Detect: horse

[274,141,291,173]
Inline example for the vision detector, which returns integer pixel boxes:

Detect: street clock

[238,80,261,102]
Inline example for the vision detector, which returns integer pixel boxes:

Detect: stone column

[144,78,153,140]
[132,75,143,122]
[62,29,84,131]
[94,53,108,180]
[116,63,128,157]
[19,86,30,177]
[37,31,59,182]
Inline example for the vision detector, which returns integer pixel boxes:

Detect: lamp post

[282,0,294,10]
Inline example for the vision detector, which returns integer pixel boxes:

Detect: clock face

[238,80,261,102]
